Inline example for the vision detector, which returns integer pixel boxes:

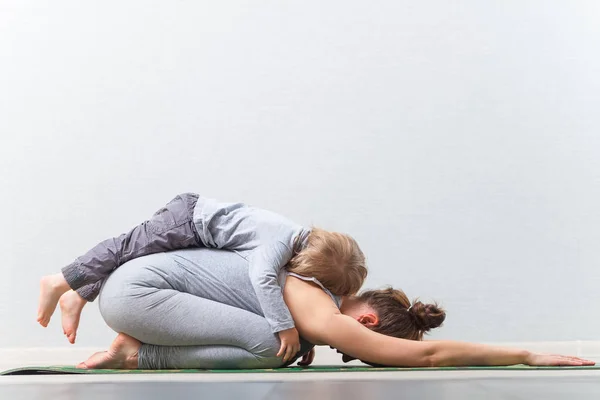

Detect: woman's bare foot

[77,333,141,369]
[59,290,87,344]
[37,273,71,327]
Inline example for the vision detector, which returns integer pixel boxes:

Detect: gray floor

[2,375,600,400]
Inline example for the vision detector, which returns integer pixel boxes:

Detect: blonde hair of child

[287,227,367,296]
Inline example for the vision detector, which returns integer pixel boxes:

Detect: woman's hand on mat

[277,327,301,363]
[525,353,595,366]
[297,348,315,367]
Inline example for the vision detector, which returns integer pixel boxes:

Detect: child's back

[193,195,367,298]
[193,196,309,254]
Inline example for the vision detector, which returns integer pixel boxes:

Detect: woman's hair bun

[409,301,446,332]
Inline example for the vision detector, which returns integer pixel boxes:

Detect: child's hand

[277,327,301,363]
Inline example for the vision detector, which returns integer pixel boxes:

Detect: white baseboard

[1,341,599,371]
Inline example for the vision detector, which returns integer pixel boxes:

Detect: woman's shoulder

[282,276,342,345]
[285,273,342,308]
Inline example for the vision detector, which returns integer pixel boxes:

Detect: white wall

[1,0,599,348]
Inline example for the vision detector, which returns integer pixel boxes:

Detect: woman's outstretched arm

[283,277,594,367]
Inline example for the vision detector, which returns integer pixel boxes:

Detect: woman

[77,247,593,369]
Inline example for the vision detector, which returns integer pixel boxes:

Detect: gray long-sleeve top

[193,196,310,333]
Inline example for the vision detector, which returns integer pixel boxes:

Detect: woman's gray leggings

[98,248,285,369]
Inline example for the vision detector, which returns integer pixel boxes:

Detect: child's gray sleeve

[248,242,295,333]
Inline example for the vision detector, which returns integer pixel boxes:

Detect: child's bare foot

[59,290,87,344]
[37,273,71,327]
[77,333,141,369]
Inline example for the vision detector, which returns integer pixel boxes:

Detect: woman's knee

[98,256,166,331]
[248,334,282,363]
[255,356,284,368]
[97,277,137,332]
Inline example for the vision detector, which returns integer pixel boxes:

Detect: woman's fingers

[306,349,315,365]
[528,353,596,366]
[547,354,594,366]
[298,349,316,367]
[560,356,594,366]
[554,355,595,365]
[298,353,311,366]
[299,354,311,366]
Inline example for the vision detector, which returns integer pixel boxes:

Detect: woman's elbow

[424,354,439,368]
[421,342,444,368]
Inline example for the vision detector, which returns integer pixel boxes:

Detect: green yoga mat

[3,365,600,376]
